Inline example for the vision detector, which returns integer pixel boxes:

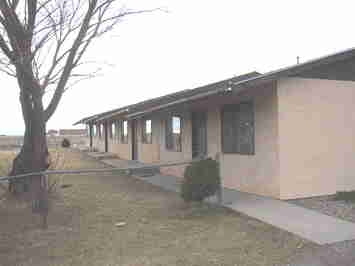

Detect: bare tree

[0,1,148,208]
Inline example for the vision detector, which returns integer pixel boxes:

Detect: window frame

[98,124,103,139]
[165,115,182,152]
[110,121,115,139]
[221,101,255,155]
[93,124,97,137]
[115,120,120,142]
[142,119,152,144]
[121,120,128,144]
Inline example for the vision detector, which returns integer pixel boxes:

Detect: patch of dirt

[0,149,316,266]
[289,196,355,223]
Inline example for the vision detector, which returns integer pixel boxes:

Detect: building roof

[230,47,355,88]
[59,129,87,136]
[74,71,261,124]
[75,47,355,124]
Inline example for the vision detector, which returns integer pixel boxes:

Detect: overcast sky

[1,0,355,135]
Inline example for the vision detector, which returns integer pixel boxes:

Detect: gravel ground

[289,196,355,223]
[288,196,355,266]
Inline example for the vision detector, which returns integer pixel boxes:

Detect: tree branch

[44,0,98,121]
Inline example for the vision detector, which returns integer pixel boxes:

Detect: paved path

[219,189,355,245]
[101,158,355,246]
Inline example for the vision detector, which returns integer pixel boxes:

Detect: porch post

[89,123,93,148]
[104,121,109,152]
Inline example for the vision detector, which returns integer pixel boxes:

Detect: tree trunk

[9,129,49,194]
[9,73,50,223]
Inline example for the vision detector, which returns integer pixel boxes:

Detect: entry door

[192,112,207,158]
[131,120,138,160]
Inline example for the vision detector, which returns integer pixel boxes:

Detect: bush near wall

[61,138,71,148]
[334,191,355,202]
[181,158,220,202]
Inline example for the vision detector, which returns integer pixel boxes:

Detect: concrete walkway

[100,158,355,246]
[223,191,355,245]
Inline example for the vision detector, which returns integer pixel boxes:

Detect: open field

[0,136,88,150]
[0,150,316,266]
[0,151,16,173]
[0,151,16,192]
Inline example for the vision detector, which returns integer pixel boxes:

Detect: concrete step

[130,167,160,177]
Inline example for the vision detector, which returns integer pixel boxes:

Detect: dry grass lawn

[0,149,317,266]
[0,150,16,175]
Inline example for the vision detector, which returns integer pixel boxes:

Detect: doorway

[131,120,138,160]
[104,122,108,152]
[191,112,207,158]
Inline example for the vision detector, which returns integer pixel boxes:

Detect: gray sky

[1,0,355,135]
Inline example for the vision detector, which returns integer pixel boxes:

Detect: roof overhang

[95,108,130,122]
[232,47,355,88]
[74,47,355,125]
[125,86,237,119]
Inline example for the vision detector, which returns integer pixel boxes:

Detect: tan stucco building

[76,48,355,199]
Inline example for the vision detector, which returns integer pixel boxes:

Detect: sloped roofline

[232,47,355,87]
[74,71,261,124]
[74,47,355,124]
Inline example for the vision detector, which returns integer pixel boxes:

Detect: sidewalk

[100,157,355,246]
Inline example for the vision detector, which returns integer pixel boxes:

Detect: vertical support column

[215,152,223,205]
[89,123,93,149]
[104,121,109,152]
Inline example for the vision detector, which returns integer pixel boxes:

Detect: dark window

[99,124,103,139]
[115,120,120,142]
[110,122,115,139]
[93,125,97,137]
[222,101,254,155]
[166,116,182,152]
[86,125,90,137]
[142,119,152,144]
[121,120,128,144]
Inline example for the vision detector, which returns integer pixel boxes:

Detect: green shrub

[181,158,220,202]
[61,138,71,148]
[334,190,355,202]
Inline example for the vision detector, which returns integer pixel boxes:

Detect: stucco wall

[217,83,280,198]
[278,78,355,199]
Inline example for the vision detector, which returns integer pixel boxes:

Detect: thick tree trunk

[9,126,49,194]
[9,72,50,228]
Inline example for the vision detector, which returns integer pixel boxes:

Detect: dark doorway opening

[131,120,138,160]
[192,112,207,158]
[104,121,108,152]
[89,124,93,148]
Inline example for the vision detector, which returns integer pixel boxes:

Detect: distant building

[47,129,59,136]
[59,129,87,136]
